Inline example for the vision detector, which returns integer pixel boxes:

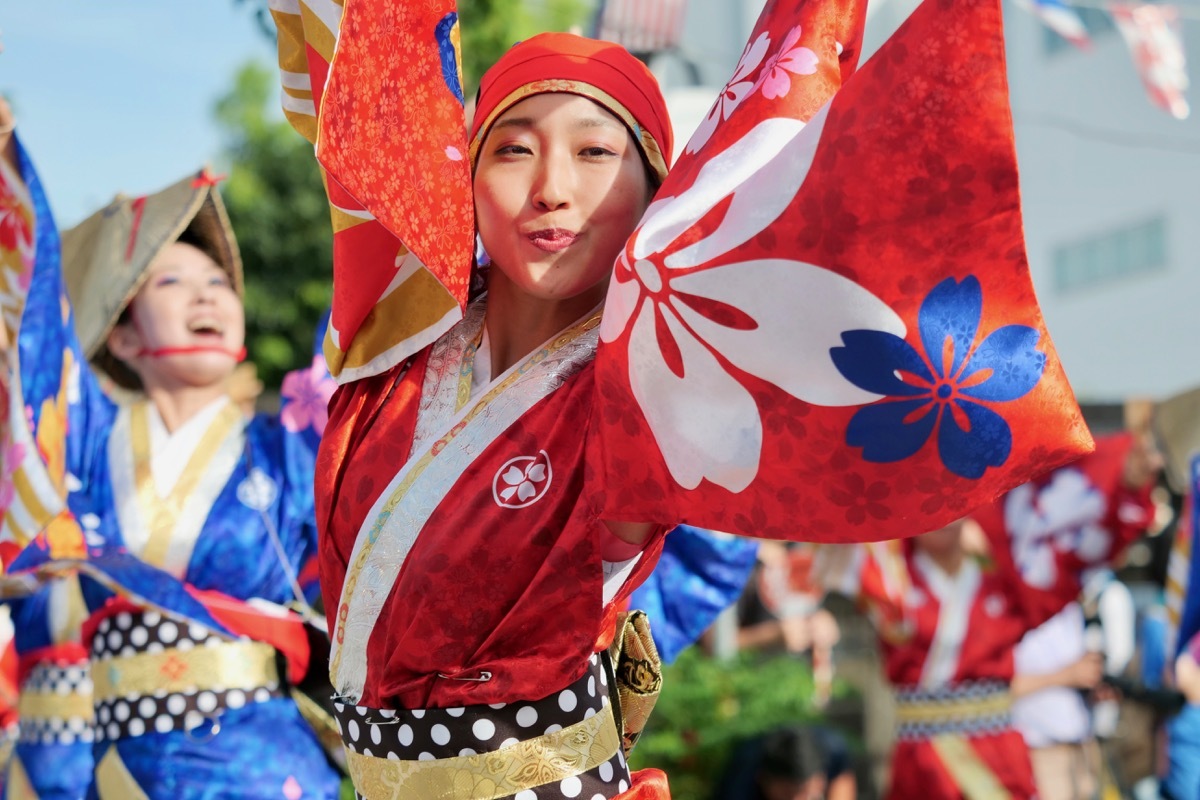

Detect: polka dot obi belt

[335,653,634,800]
[893,680,1013,741]
[18,655,94,747]
[89,609,284,742]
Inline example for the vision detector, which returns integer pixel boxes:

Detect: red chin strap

[136,345,248,363]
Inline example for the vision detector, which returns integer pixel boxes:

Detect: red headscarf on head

[469,33,673,184]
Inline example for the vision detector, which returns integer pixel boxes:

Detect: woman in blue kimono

[0,105,342,799]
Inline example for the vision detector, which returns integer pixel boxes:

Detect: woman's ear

[106,322,141,364]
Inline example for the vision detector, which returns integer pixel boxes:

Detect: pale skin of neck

[140,376,233,434]
[483,266,607,376]
[483,265,653,547]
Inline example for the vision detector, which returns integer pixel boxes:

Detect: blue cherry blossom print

[831,276,1046,479]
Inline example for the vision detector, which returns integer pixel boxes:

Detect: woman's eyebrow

[490,117,534,132]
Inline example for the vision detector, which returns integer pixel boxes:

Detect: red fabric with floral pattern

[589,0,1092,542]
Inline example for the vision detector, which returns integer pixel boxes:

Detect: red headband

[470,33,673,182]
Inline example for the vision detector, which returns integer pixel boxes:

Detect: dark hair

[758,725,827,783]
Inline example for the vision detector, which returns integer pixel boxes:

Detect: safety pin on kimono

[438,670,493,682]
[364,712,401,727]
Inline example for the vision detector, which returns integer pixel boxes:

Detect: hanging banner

[1020,0,1093,49]
[596,0,690,55]
[1110,2,1191,120]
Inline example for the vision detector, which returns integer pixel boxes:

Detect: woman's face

[107,242,245,390]
[474,93,651,305]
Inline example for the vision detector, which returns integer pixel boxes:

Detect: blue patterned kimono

[3,139,341,799]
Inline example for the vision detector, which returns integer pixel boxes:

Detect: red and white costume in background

[824,434,1154,799]
[272,0,1098,797]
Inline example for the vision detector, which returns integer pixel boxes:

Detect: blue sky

[2,3,275,227]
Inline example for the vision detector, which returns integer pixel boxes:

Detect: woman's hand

[0,97,16,169]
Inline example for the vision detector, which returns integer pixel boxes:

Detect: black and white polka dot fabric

[335,653,633,799]
[91,610,284,742]
[18,661,94,746]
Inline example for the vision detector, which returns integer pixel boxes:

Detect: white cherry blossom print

[755,26,819,100]
[492,451,554,509]
[684,32,771,154]
[601,105,904,493]
[1004,469,1109,590]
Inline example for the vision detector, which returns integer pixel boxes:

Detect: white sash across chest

[331,301,602,699]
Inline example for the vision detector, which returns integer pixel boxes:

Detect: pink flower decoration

[280,356,336,436]
[756,26,819,100]
[281,776,302,800]
[0,441,26,515]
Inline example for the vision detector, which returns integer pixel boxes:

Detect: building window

[1043,6,1116,56]
[1052,217,1168,294]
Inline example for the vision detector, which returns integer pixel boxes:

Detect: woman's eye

[581,146,617,158]
[209,277,231,288]
[155,277,179,287]
[496,144,532,156]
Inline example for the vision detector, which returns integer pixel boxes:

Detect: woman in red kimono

[274,0,1099,797]
[822,433,1159,799]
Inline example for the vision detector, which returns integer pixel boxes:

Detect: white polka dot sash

[90,610,284,742]
[17,660,95,746]
[335,654,633,799]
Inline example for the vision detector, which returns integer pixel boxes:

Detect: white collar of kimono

[145,395,234,497]
[913,549,981,690]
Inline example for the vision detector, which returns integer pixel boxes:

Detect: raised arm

[270,0,473,383]
[0,105,113,550]
[585,0,1093,545]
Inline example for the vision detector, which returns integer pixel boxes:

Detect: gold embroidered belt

[894,680,1012,740]
[337,653,630,800]
[90,610,283,741]
[17,659,94,745]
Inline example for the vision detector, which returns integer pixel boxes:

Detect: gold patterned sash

[346,701,620,800]
[894,690,1012,728]
[929,733,1013,800]
[18,690,95,724]
[129,400,243,568]
[92,640,278,700]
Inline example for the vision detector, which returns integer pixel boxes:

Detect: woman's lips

[527,229,578,253]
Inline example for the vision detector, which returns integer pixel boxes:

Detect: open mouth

[187,319,225,338]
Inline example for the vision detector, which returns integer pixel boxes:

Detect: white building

[650,0,1200,404]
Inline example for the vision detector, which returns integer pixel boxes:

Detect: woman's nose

[532,155,572,211]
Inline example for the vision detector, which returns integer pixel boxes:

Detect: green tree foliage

[232,0,592,95]
[630,649,854,799]
[214,63,332,389]
[458,0,590,93]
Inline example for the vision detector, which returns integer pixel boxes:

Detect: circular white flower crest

[492,450,553,509]
[237,467,279,512]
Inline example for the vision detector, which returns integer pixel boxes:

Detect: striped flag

[1165,457,1199,657]
[1111,2,1191,120]
[1157,387,1200,656]
[595,0,689,55]
[1020,0,1092,49]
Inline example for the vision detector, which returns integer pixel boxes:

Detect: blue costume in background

[3,139,341,799]
[630,526,758,663]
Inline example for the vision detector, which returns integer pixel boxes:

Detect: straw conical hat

[62,168,243,389]
[1154,385,1200,495]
